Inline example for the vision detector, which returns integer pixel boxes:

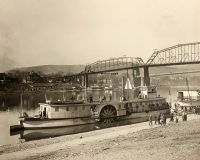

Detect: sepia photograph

[0,0,200,159]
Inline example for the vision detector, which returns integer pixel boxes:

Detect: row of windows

[118,101,168,111]
[125,100,165,108]
[55,106,86,112]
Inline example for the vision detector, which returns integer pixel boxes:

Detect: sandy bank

[1,114,200,160]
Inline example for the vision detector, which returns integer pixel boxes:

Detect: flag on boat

[125,78,133,89]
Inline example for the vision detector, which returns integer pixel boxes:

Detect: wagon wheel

[100,105,117,126]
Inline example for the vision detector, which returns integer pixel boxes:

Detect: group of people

[149,111,188,126]
[149,113,167,126]
[169,112,179,123]
[170,112,188,122]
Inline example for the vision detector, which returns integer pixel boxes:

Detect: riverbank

[1,114,200,160]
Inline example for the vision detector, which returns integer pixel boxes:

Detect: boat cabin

[39,102,97,119]
[177,90,200,101]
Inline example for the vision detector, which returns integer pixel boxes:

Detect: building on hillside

[25,83,57,91]
[0,73,19,84]
[22,72,44,83]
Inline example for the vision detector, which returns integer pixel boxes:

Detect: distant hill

[7,65,85,75]
[150,64,200,86]
[150,64,200,75]
[6,64,200,76]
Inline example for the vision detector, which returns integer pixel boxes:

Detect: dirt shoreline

[1,114,200,160]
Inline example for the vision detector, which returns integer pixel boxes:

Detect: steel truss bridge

[76,42,200,74]
[66,42,200,86]
[85,57,144,73]
[146,42,200,66]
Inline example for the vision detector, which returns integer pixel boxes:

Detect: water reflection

[0,92,45,112]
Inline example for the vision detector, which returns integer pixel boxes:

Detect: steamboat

[18,85,170,129]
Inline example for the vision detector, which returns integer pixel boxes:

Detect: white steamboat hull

[21,109,170,129]
[20,124,95,141]
[21,117,96,129]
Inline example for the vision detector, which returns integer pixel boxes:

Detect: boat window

[55,107,59,112]
[66,106,69,111]
[82,106,85,110]
[74,106,77,111]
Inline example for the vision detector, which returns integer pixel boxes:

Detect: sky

[0,0,200,72]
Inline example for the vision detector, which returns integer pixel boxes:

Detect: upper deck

[39,96,168,119]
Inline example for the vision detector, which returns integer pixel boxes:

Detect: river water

[0,86,183,145]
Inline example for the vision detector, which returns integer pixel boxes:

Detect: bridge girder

[85,57,144,73]
[146,42,200,65]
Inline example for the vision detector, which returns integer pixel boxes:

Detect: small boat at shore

[175,89,200,113]
[175,77,200,113]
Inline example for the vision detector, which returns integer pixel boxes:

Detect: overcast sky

[0,0,200,72]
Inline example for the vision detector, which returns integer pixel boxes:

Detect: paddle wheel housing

[94,103,127,123]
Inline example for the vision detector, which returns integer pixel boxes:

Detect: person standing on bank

[160,114,164,125]
[182,112,188,121]
[163,114,167,125]
[185,112,187,121]
[154,115,157,124]
[170,112,174,122]
[149,114,153,126]
[158,113,161,124]
[175,115,179,123]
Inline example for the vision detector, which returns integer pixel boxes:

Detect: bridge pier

[132,68,141,87]
[132,66,150,87]
[83,74,88,88]
[81,75,84,87]
[143,66,150,86]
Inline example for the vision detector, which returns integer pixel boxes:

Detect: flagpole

[186,76,190,101]
[122,76,124,100]
[20,86,23,117]
[45,91,47,103]
[127,70,129,100]
[169,88,171,106]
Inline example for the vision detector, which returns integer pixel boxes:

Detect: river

[0,86,185,146]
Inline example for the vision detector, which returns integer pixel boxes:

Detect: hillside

[7,65,85,75]
[150,64,200,75]
[150,64,200,86]
[6,64,200,76]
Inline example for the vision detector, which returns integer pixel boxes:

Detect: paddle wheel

[99,105,117,126]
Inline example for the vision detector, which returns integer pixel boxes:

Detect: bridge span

[66,42,200,87]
